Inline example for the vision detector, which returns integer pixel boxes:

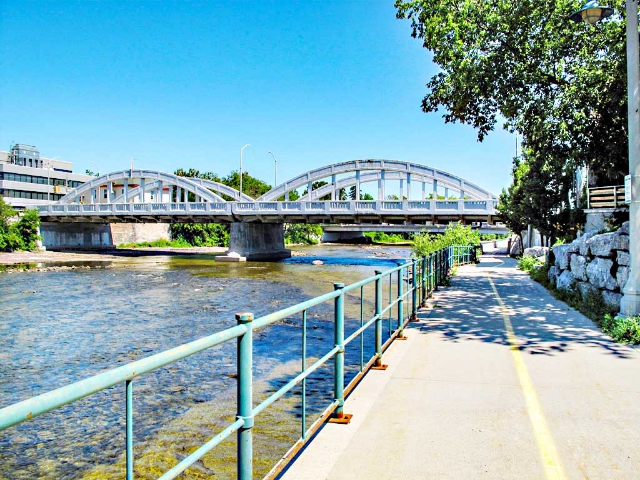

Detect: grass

[117,238,192,249]
[523,261,640,344]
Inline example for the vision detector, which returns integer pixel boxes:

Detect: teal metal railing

[0,245,475,480]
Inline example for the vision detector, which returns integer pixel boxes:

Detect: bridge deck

[280,257,640,480]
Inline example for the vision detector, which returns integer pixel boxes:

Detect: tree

[412,222,480,257]
[0,199,41,252]
[395,0,628,182]
[396,0,629,241]
[222,171,271,199]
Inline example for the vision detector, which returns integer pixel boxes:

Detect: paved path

[280,256,640,480]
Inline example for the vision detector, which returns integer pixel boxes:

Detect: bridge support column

[216,223,291,262]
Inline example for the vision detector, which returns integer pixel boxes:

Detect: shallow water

[0,244,411,479]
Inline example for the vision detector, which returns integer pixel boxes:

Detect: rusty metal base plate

[371,364,388,370]
[327,414,353,424]
[396,335,408,340]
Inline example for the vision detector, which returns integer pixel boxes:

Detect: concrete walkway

[280,256,640,480]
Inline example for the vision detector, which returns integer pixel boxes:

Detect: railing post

[372,270,388,370]
[434,251,439,291]
[421,256,428,307]
[329,283,352,423]
[411,258,418,321]
[396,262,408,339]
[126,380,133,480]
[236,312,254,480]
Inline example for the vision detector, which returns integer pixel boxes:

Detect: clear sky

[0,1,516,196]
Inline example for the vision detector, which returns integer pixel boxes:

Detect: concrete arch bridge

[35,160,500,259]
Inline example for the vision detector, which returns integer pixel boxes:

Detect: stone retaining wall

[548,222,630,312]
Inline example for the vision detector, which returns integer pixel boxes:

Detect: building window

[103,189,108,199]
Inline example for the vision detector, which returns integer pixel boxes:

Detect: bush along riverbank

[412,222,481,258]
[0,198,41,252]
[518,222,640,345]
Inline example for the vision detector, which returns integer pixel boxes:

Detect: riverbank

[0,247,228,266]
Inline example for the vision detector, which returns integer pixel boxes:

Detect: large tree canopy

[395,0,629,183]
[396,0,633,239]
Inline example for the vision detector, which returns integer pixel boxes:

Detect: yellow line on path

[486,272,566,480]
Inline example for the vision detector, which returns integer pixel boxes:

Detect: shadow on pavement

[415,255,635,359]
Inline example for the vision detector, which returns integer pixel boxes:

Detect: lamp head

[569,1,614,25]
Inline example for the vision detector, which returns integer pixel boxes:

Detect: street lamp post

[240,144,250,200]
[571,1,640,316]
[268,151,278,186]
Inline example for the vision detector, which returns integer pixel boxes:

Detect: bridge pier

[217,223,291,262]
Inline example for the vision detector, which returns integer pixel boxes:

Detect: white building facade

[0,144,93,209]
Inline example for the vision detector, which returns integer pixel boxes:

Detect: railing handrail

[0,245,477,480]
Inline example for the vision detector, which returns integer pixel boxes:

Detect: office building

[0,144,93,209]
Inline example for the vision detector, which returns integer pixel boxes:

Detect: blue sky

[1,1,516,196]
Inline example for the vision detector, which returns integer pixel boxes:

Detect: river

[0,244,411,479]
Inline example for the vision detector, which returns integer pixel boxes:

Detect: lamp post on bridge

[240,144,250,200]
[268,151,278,187]
[570,1,640,316]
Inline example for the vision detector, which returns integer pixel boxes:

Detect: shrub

[412,222,480,257]
[517,255,543,273]
[170,223,229,247]
[601,314,640,344]
[0,199,41,252]
[364,231,408,244]
[284,224,323,245]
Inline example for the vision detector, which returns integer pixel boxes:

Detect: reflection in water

[0,245,410,479]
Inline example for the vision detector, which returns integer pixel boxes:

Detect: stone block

[570,254,588,281]
[577,281,598,300]
[619,221,630,235]
[548,266,560,287]
[523,246,549,258]
[574,232,597,256]
[617,251,630,266]
[602,290,623,311]
[587,232,629,258]
[556,270,576,291]
[586,257,617,291]
[617,266,630,290]
[553,244,571,270]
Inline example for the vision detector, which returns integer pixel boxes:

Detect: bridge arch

[58,170,248,204]
[111,178,254,203]
[257,159,496,202]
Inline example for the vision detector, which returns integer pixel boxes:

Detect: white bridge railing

[36,199,498,218]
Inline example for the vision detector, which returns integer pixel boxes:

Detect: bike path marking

[487,272,566,480]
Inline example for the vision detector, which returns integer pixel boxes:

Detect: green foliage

[0,199,41,252]
[396,0,628,241]
[517,256,544,273]
[479,233,509,241]
[13,209,41,251]
[364,232,409,244]
[117,238,192,249]
[412,222,480,257]
[221,171,271,199]
[284,224,323,245]
[170,223,230,247]
[601,314,640,344]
